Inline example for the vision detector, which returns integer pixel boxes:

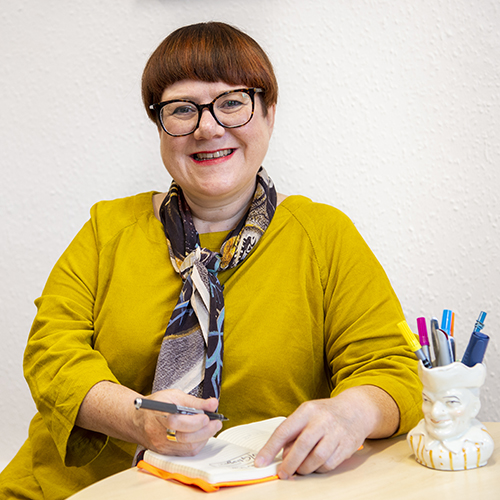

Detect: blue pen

[441,309,453,336]
[462,311,489,367]
[473,311,487,333]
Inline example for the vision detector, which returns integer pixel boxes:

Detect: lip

[430,418,452,426]
[190,148,236,165]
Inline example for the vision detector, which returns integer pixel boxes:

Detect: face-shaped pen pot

[408,362,494,470]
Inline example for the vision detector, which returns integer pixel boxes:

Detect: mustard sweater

[1,192,422,499]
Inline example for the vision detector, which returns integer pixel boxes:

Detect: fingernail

[254,456,266,467]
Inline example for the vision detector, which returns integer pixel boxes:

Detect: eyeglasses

[150,88,263,137]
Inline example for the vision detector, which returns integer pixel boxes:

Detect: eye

[166,103,197,119]
[217,93,249,113]
[445,399,461,407]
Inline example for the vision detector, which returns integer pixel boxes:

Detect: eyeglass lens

[160,90,254,136]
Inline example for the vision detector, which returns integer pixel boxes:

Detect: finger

[282,441,293,460]
[150,419,222,456]
[276,426,323,478]
[303,435,363,474]
[160,412,211,433]
[152,389,220,413]
[295,437,339,475]
[175,419,223,444]
[175,393,220,413]
[254,416,306,468]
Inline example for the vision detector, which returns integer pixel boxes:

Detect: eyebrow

[162,88,246,103]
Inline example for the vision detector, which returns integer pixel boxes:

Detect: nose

[431,401,448,420]
[193,108,225,140]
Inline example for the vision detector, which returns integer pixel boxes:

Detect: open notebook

[137,416,286,492]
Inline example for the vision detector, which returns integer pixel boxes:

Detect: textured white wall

[1,0,499,468]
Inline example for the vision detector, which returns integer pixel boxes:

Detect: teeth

[194,149,233,160]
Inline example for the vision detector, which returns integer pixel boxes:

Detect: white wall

[1,0,499,467]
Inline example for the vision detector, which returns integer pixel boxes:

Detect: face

[158,80,275,210]
[422,387,480,441]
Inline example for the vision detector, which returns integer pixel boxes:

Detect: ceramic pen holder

[407,361,494,471]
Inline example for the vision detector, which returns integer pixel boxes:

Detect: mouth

[430,418,451,427]
[191,149,235,162]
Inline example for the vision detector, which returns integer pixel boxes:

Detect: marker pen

[397,320,432,368]
[462,311,489,367]
[416,317,431,363]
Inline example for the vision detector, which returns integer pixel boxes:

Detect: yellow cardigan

[1,192,421,499]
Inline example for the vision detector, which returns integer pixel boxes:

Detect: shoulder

[276,194,361,246]
[278,195,354,228]
[89,191,159,248]
[90,191,156,220]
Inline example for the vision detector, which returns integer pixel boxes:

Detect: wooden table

[69,422,500,499]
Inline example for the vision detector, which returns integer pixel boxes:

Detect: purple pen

[416,317,431,364]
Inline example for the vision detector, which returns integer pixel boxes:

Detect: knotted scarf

[133,168,276,464]
[153,167,277,401]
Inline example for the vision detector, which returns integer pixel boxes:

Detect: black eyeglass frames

[149,88,264,137]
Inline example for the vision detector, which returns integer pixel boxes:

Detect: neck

[153,184,255,234]
[153,189,287,234]
[186,191,254,234]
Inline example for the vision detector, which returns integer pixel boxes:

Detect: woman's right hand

[132,389,223,456]
[76,381,222,457]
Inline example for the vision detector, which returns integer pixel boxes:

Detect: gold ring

[166,429,177,442]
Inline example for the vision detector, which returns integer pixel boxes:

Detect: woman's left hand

[254,385,399,479]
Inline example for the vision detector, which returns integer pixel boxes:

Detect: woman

[0,22,422,499]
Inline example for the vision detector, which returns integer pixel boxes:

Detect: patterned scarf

[153,167,276,400]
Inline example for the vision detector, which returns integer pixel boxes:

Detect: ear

[265,104,276,137]
[470,399,481,418]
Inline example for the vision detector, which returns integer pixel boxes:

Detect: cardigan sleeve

[303,203,422,435]
[23,219,120,467]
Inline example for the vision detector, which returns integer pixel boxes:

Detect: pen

[441,309,453,336]
[397,320,432,368]
[473,311,487,333]
[430,318,441,366]
[416,317,431,363]
[134,398,229,421]
[462,311,489,367]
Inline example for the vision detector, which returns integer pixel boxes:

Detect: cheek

[449,407,467,420]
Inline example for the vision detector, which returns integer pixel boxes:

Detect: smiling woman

[155,79,276,228]
[0,21,422,499]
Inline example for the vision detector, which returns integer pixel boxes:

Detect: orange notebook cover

[137,417,285,492]
[137,460,279,492]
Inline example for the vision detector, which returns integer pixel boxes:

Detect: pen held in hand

[134,398,229,421]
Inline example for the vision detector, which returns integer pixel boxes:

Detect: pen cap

[416,317,429,344]
[461,331,490,367]
[441,309,452,336]
[397,320,421,351]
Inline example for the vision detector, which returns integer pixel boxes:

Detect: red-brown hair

[142,22,278,123]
